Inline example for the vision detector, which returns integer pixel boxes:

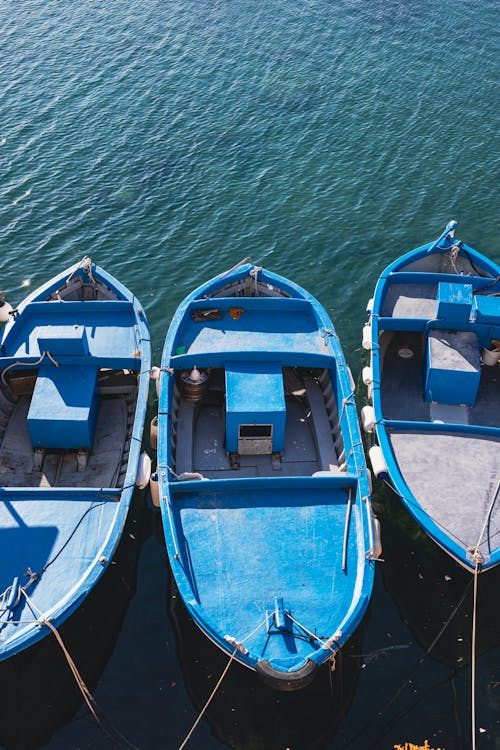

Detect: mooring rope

[20,588,139,750]
[341,576,474,748]
[471,559,480,750]
[177,615,269,750]
[1,350,59,386]
[468,478,498,750]
[286,612,338,658]
[178,645,239,750]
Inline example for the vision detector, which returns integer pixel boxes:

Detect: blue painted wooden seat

[28,363,98,449]
[27,324,98,450]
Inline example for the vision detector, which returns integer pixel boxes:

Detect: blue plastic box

[424,330,480,406]
[28,363,98,449]
[436,282,473,324]
[225,362,285,454]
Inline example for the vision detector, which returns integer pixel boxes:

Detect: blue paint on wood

[0,259,150,661]
[157,262,375,686]
[370,221,500,572]
[27,363,98,449]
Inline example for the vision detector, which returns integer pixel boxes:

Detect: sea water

[1,1,499,748]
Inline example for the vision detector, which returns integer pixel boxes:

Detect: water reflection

[376,487,500,669]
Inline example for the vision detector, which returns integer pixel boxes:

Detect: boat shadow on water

[167,569,365,750]
[0,491,149,750]
[374,483,500,668]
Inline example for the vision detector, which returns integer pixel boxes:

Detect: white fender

[362,322,372,350]
[366,468,373,494]
[371,514,383,559]
[0,300,12,323]
[483,348,500,366]
[361,405,376,433]
[362,366,372,386]
[347,366,356,392]
[366,297,374,316]
[367,380,373,402]
[150,366,161,398]
[150,472,160,507]
[368,445,388,480]
[150,416,158,451]
[136,451,151,489]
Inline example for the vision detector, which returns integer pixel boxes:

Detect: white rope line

[474,478,500,555]
[468,480,498,750]
[178,615,269,750]
[19,588,138,750]
[286,612,337,656]
[471,561,479,750]
[1,350,59,386]
[178,646,238,750]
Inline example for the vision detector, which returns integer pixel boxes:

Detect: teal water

[1,1,499,748]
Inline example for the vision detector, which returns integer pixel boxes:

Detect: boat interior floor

[0,393,133,489]
[389,430,500,559]
[381,332,500,429]
[175,393,340,479]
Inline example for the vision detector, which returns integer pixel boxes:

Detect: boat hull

[157,263,376,688]
[0,259,150,660]
[365,222,500,572]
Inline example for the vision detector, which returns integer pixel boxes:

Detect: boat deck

[170,482,361,671]
[381,331,500,428]
[173,367,341,479]
[388,429,500,563]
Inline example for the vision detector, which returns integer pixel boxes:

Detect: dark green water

[1,1,499,748]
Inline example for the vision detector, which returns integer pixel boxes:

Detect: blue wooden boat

[0,257,150,660]
[363,221,500,572]
[156,261,379,690]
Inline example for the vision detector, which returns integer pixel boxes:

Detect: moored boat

[0,257,151,659]
[363,221,500,572]
[155,260,379,690]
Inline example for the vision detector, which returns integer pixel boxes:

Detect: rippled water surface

[1,1,499,748]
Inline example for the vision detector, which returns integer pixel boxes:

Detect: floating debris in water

[21,279,31,288]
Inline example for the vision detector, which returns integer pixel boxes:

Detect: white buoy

[368,445,388,480]
[347,366,356,392]
[136,451,152,489]
[367,380,373,402]
[371,515,383,559]
[482,348,500,366]
[362,322,372,350]
[366,297,374,315]
[362,366,372,386]
[361,405,376,433]
[0,293,12,324]
[150,416,158,451]
[150,472,160,507]
[366,468,373,494]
